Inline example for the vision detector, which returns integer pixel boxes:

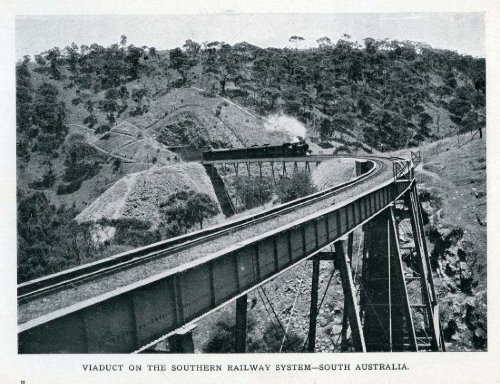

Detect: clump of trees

[160,189,220,236]
[233,176,274,209]
[276,172,317,203]
[17,190,97,282]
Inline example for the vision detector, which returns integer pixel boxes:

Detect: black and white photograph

[1,1,499,383]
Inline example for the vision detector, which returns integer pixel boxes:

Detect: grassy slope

[76,162,224,228]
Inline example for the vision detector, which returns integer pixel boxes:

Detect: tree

[203,42,239,94]
[234,176,273,209]
[418,112,433,137]
[289,35,304,49]
[319,117,334,141]
[316,36,332,49]
[120,35,127,47]
[276,172,317,203]
[33,82,67,136]
[186,192,220,229]
[169,47,191,84]
[161,190,220,234]
[183,39,201,57]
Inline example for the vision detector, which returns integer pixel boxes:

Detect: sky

[15,13,485,59]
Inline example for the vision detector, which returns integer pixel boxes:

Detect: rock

[459,262,474,294]
[473,190,485,199]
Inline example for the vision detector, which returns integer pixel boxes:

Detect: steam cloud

[264,114,307,141]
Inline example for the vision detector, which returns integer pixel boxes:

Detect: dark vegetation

[159,189,220,236]
[233,176,274,209]
[202,312,302,353]
[275,172,317,203]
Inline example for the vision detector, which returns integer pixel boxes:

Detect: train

[202,139,312,161]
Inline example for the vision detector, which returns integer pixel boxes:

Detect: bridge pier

[307,258,320,352]
[169,324,197,353]
[234,294,248,352]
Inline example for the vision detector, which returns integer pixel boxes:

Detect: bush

[203,313,235,353]
[276,172,317,203]
[233,176,273,209]
[113,219,161,247]
[56,179,82,195]
[247,322,303,352]
[160,189,220,233]
[29,171,56,189]
[318,141,334,149]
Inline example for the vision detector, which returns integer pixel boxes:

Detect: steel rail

[18,155,388,303]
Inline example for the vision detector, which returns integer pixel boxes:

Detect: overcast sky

[16,13,485,59]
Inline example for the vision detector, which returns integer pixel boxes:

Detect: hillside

[76,162,224,228]
[392,133,486,350]
[16,37,486,308]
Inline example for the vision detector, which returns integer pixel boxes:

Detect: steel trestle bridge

[18,151,444,353]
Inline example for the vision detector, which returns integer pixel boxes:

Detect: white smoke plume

[264,114,307,141]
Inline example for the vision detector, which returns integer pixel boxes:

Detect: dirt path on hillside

[191,86,260,119]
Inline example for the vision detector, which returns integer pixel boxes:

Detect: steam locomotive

[202,139,311,161]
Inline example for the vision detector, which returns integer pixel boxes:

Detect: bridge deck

[19,157,391,325]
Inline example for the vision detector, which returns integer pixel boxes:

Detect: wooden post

[271,161,275,184]
[234,295,248,353]
[307,258,320,352]
[334,241,366,352]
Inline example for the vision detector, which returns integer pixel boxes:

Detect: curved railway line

[18,154,404,327]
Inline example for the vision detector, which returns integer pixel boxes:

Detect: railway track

[18,155,398,324]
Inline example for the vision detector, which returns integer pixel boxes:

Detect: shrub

[233,176,273,209]
[56,179,82,195]
[113,219,161,247]
[247,322,303,352]
[276,172,317,203]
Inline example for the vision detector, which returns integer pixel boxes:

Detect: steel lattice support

[359,207,418,351]
[334,240,366,352]
[405,185,444,351]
